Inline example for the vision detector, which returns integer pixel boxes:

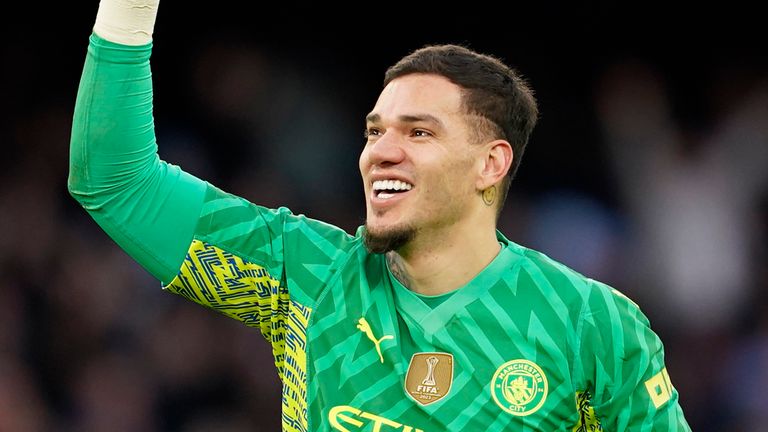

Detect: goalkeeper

[69,1,692,430]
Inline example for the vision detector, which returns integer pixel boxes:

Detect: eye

[364,127,382,139]
[412,129,432,138]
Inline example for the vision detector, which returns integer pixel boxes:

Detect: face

[360,73,483,252]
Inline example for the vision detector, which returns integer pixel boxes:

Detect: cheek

[420,170,458,205]
[358,149,369,175]
[431,161,475,203]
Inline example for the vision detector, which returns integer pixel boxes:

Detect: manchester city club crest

[491,359,548,416]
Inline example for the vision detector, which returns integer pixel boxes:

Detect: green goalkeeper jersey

[70,34,691,431]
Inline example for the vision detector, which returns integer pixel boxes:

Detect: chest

[304,277,579,431]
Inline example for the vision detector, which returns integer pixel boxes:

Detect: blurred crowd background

[1,4,766,431]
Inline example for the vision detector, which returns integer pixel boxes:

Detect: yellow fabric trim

[165,239,311,432]
[573,390,602,432]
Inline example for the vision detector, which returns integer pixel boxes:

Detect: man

[70,0,691,430]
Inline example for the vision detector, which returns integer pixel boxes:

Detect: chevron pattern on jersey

[165,239,312,432]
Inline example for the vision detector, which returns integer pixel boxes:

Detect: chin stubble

[362,224,417,254]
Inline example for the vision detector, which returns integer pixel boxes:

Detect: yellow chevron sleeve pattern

[573,390,602,432]
[165,239,311,432]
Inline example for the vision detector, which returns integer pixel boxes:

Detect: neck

[387,224,501,296]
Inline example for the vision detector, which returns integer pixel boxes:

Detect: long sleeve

[576,282,691,430]
[68,33,206,284]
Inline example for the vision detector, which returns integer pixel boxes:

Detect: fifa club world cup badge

[405,352,454,405]
[491,359,548,416]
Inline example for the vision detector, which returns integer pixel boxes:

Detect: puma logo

[356,317,394,363]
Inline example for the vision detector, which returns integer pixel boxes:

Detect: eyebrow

[365,113,446,130]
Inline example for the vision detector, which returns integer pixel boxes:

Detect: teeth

[372,179,413,191]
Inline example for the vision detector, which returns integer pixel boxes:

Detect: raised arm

[69,0,206,283]
[69,0,358,302]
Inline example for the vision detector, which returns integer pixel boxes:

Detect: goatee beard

[363,224,416,254]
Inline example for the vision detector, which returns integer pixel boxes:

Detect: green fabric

[415,290,455,308]
[169,182,693,431]
[69,34,206,284]
[70,33,691,431]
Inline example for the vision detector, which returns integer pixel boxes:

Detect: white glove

[93,0,160,45]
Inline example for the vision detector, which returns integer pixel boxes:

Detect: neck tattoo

[386,253,413,289]
[482,185,497,206]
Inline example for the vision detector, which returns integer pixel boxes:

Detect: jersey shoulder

[508,241,639,315]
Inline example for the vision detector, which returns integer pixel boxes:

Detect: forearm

[69,18,205,283]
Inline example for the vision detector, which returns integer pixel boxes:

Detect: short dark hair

[384,44,538,214]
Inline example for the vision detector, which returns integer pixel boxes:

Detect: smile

[372,179,414,199]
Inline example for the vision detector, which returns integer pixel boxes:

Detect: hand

[93,0,160,45]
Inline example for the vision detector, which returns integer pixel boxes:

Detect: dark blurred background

[1,3,767,431]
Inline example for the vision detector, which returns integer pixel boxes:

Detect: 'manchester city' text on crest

[491,359,548,416]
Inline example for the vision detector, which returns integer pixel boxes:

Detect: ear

[476,139,513,190]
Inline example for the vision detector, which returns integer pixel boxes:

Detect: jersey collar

[387,231,522,336]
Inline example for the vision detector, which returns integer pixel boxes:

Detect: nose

[365,131,406,167]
